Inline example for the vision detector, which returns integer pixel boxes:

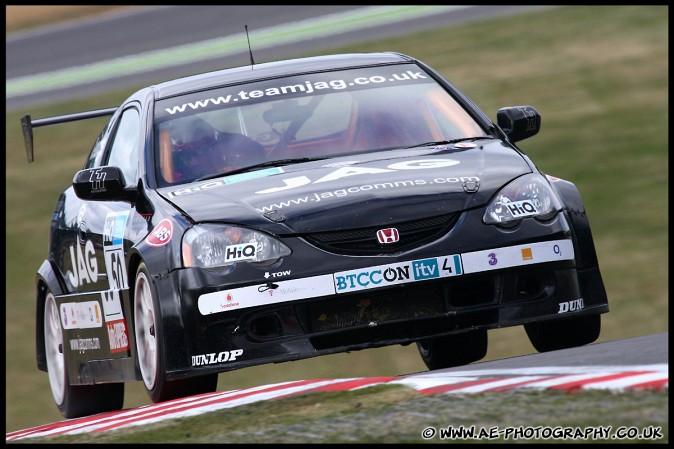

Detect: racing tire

[416,329,488,370]
[44,291,124,418]
[134,262,218,403]
[524,314,601,353]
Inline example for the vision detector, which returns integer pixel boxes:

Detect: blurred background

[6,5,668,433]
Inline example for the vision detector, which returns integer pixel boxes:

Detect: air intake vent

[304,213,458,255]
[307,285,446,333]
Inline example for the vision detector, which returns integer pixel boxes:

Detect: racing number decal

[146,218,173,247]
[106,250,127,290]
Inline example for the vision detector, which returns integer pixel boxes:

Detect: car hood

[158,140,532,233]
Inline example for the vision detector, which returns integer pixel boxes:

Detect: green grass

[5,5,668,438]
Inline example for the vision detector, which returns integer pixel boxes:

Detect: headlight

[483,173,562,226]
[182,224,291,269]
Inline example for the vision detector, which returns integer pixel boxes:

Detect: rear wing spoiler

[20,107,118,163]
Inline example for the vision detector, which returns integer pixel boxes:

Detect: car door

[59,105,141,361]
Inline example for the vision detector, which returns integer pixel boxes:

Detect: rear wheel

[416,329,488,370]
[44,291,124,418]
[133,262,218,403]
[524,314,601,352]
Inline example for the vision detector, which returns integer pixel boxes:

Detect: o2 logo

[146,219,173,247]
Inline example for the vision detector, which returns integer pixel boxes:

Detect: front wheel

[133,262,218,403]
[44,291,124,418]
[524,314,601,353]
[416,329,488,371]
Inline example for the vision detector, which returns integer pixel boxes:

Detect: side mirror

[73,166,133,201]
[497,106,541,142]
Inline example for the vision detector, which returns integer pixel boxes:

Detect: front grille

[307,285,446,333]
[304,213,458,254]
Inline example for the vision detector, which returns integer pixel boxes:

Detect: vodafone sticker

[146,219,173,247]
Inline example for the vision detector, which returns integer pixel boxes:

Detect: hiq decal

[223,242,257,263]
[506,200,539,219]
[103,211,128,246]
[167,167,284,198]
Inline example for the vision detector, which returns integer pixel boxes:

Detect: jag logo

[68,240,98,287]
[191,349,243,366]
[146,219,173,247]
[255,159,461,194]
[558,298,584,314]
[376,228,399,244]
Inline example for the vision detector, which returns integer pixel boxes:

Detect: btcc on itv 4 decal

[21,52,608,419]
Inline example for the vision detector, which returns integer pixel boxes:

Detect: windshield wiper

[192,157,328,182]
[405,136,494,149]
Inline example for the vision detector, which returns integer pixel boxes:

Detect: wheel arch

[548,176,609,310]
[125,249,146,373]
[35,260,66,372]
[126,247,183,324]
[129,242,187,330]
[126,250,144,309]
[126,246,189,377]
[548,177,600,269]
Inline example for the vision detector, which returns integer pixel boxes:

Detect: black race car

[22,52,608,419]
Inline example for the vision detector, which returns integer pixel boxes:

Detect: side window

[84,119,115,169]
[106,108,141,186]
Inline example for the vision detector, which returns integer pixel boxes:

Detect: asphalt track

[5,333,668,441]
[6,5,555,110]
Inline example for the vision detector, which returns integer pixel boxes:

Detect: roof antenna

[245,25,255,67]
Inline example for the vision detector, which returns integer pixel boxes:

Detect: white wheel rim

[44,293,65,405]
[134,271,157,390]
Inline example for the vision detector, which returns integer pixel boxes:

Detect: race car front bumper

[159,235,608,379]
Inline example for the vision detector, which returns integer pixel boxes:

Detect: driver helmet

[170,116,217,152]
[169,116,219,180]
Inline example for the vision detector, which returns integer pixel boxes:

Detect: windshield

[154,64,488,187]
